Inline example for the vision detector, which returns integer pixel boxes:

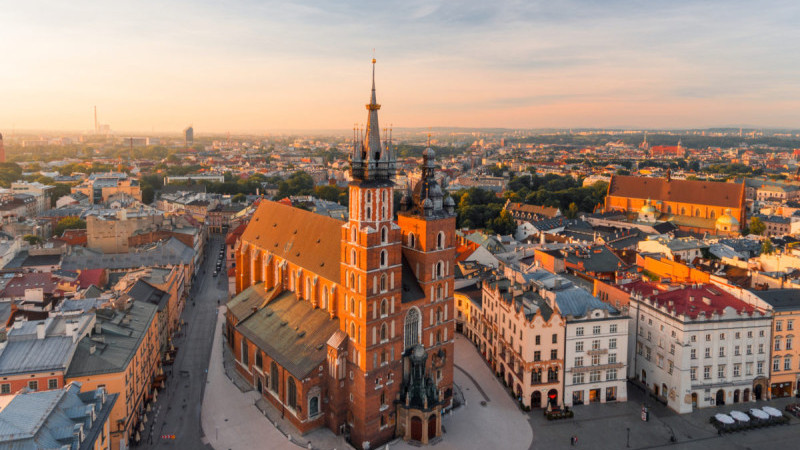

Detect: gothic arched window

[380,274,387,292]
[380,299,387,316]
[380,323,387,341]
[437,231,445,250]
[309,396,319,416]
[287,377,297,409]
[404,308,421,350]
[408,233,415,248]
[270,362,279,392]
[380,250,387,267]
[381,227,388,244]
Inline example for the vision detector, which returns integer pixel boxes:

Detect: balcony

[586,349,608,356]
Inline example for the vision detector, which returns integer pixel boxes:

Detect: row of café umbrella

[715,406,783,424]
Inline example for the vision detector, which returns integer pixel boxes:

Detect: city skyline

[2,0,799,133]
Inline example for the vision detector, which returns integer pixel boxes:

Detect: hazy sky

[1,0,799,133]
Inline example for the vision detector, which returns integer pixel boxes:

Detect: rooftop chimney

[36,322,46,340]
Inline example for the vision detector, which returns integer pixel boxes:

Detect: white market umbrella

[714,413,735,425]
[730,411,750,422]
[749,408,769,420]
[761,406,783,417]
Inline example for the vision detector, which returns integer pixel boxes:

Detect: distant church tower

[340,58,403,447]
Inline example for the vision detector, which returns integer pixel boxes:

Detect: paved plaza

[198,325,799,450]
[392,335,533,450]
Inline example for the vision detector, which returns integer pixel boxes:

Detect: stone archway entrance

[715,389,725,406]
[734,389,740,403]
[531,391,542,408]
[547,389,558,407]
[755,384,763,400]
[743,388,750,402]
[410,417,423,442]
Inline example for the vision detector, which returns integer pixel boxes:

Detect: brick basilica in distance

[226,60,456,449]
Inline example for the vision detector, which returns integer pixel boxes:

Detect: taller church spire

[351,59,395,183]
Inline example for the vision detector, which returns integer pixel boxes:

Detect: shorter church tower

[395,144,456,444]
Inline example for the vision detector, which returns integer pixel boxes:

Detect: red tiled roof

[56,229,88,246]
[456,243,478,262]
[77,268,105,289]
[226,221,248,245]
[505,202,560,218]
[608,175,744,209]
[0,273,59,298]
[627,281,757,319]
[241,200,343,282]
[650,145,682,154]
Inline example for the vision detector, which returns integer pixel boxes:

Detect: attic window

[296,252,300,257]
[273,223,277,227]
[297,331,306,338]
[320,262,325,267]
[280,320,288,326]
[317,239,321,244]
[294,230,298,234]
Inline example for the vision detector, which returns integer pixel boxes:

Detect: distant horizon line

[2,125,799,138]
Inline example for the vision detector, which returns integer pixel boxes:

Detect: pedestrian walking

[570,435,575,446]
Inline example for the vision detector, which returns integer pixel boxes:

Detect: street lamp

[626,427,630,448]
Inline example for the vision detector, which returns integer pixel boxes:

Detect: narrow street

[142,234,228,449]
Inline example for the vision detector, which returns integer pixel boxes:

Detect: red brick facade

[227,60,455,450]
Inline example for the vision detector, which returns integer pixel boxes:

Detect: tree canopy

[749,217,766,236]
[54,217,86,236]
[276,171,315,198]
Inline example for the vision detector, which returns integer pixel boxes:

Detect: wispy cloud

[0,0,798,131]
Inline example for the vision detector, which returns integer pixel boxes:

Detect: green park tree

[54,217,86,237]
[749,217,766,236]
